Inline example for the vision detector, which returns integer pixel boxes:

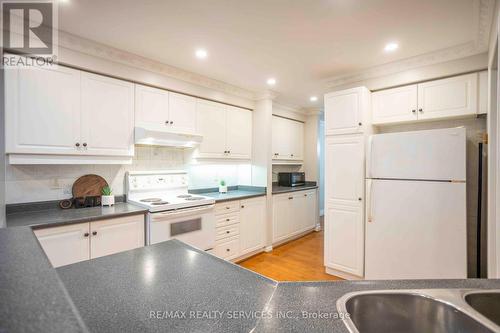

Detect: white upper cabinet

[135,84,168,127]
[417,73,477,120]
[226,106,252,159]
[372,73,480,125]
[372,85,418,125]
[168,92,197,134]
[5,61,135,163]
[478,70,488,115]
[81,72,135,156]
[272,116,304,161]
[196,100,252,159]
[5,65,81,155]
[324,87,369,136]
[135,85,197,135]
[196,100,227,158]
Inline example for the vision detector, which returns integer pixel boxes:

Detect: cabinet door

[372,85,418,125]
[168,92,197,134]
[135,84,169,127]
[290,192,307,234]
[324,204,364,277]
[5,65,81,155]
[272,116,290,159]
[34,223,90,268]
[290,120,304,160]
[272,194,292,243]
[226,106,252,159]
[239,197,266,255]
[90,215,145,259]
[196,100,227,158]
[301,190,317,231]
[324,88,364,136]
[325,135,364,206]
[417,73,478,120]
[81,72,135,156]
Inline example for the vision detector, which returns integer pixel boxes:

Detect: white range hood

[134,124,202,148]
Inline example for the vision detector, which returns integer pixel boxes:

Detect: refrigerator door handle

[366,179,373,223]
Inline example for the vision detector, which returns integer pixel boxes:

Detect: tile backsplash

[5,146,251,204]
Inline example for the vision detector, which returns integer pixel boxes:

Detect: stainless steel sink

[465,291,500,327]
[337,289,500,333]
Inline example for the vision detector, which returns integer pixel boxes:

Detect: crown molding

[302,107,323,116]
[326,0,495,89]
[255,90,278,101]
[56,31,257,101]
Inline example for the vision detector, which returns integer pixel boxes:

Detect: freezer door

[367,127,466,181]
[365,179,466,280]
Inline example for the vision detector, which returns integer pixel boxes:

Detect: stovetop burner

[151,201,169,205]
[185,197,204,201]
[140,198,163,202]
[177,194,192,198]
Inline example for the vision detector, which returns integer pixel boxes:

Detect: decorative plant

[219,180,226,186]
[101,186,113,196]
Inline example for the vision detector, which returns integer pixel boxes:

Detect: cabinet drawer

[216,213,239,228]
[216,224,240,241]
[213,236,240,260]
[215,201,240,215]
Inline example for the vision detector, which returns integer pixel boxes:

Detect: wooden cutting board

[72,174,108,198]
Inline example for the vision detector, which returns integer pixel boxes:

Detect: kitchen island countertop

[2,224,500,333]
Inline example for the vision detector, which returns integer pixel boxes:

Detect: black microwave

[278,172,306,187]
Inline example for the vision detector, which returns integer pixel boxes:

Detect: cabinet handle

[226,248,230,252]
[304,194,307,197]
[170,121,173,124]
[226,218,230,221]
[226,207,230,210]
[226,231,230,234]
[358,197,362,201]
[228,150,231,154]
[92,231,97,236]
[418,108,423,113]
[412,109,416,113]
[241,205,245,208]
[82,143,87,147]
[358,122,362,126]
[75,143,80,147]
[165,120,169,125]
[84,232,89,237]
[291,154,294,157]
[288,197,293,200]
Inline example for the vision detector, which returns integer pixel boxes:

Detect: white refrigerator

[365,127,467,280]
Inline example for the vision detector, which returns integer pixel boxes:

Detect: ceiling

[58,0,492,108]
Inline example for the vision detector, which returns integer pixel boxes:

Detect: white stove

[126,171,216,250]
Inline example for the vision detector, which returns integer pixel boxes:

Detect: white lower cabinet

[90,215,145,259]
[34,222,90,268]
[212,196,266,261]
[34,215,145,268]
[272,189,317,244]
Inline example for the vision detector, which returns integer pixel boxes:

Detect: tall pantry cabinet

[323,87,371,280]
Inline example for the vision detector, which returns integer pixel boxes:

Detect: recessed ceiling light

[195,49,208,59]
[266,78,276,86]
[384,42,399,52]
[310,96,318,102]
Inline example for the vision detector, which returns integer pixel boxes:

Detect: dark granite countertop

[190,185,266,203]
[2,225,500,333]
[0,227,88,333]
[6,202,148,228]
[272,182,318,194]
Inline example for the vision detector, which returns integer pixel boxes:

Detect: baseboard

[325,267,364,280]
[264,246,273,252]
[272,228,316,248]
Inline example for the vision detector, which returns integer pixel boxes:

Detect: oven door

[149,204,215,250]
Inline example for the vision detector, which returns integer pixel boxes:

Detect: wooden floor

[238,229,342,282]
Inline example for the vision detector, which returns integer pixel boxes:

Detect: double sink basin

[337,289,500,333]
